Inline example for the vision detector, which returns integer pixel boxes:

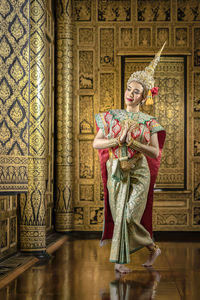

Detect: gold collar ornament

[127,42,166,105]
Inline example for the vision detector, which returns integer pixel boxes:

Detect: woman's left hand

[125,124,137,144]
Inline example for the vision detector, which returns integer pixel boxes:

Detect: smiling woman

[93,43,166,274]
[125,81,144,106]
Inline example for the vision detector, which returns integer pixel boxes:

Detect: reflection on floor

[1,238,200,299]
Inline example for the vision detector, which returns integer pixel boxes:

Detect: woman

[93,43,166,274]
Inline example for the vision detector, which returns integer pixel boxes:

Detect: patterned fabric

[95,109,166,264]
[107,155,153,264]
[95,110,164,159]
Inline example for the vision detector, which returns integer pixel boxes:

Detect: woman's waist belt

[109,150,143,171]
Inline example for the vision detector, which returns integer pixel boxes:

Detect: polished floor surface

[0,237,200,299]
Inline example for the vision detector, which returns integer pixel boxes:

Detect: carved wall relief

[194,73,200,112]
[157,28,170,46]
[78,28,94,46]
[80,184,94,202]
[99,73,115,112]
[175,28,188,47]
[194,28,200,66]
[157,212,188,226]
[79,95,94,134]
[193,207,200,225]
[139,28,151,46]
[100,28,114,67]
[120,28,133,47]
[155,60,185,188]
[98,0,131,22]
[177,0,200,22]
[194,118,200,156]
[194,163,200,201]
[137,0,170,22]
[90,207,104,225]
[79,141,94,179]
[74,0,92,21]
[79,51,93,89]
[100,180,104,201]
[74,207,84,225]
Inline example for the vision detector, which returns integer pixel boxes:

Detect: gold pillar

[55,0,74,231]
[20,0,47,252]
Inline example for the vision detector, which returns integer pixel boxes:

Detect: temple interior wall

[1,0,200,260]
[72,0,200,231]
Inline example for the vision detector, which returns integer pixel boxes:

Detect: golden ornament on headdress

[127,41,166,91]
[145,89,154,106]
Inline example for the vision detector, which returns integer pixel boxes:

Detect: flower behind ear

[151,87,159,97]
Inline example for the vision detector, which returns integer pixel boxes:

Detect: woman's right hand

[119,121,129,143]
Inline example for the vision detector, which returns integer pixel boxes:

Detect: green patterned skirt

[106,154,153,264]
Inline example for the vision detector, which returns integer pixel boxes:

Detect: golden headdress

[127,42,166,105]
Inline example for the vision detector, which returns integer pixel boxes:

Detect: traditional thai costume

[95,43,166,264]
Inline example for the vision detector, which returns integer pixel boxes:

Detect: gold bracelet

[127,139,141,150]
[127,138,133,147]
[117,136,123,147]
[132,140,141,148]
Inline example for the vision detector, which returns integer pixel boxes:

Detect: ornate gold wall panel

[45,0,55,232]
[194,118,200,156]
[0,0,29,192]
[100,28,114,67]
[99,73,115,112]
[55,0,74,231]
[0,195,17,259]
[175,28,188,47]
[137,0,171,22]
[79,50,94,89]
[123,57,185,189]
[193,73,200,112]
[1,0,53,255]
[98,0,131,22]
[20,0,47,252]
[78,28,94,46]
[138,28,152,47]
[71,0,200,231]
[79,95,94,134]
[194,163,200,202]
[0,0,30,259]
[79,141,94,179]
[120,28,134,48]
[177,0,200,22]
[74,0,92,21]
[194,28,200,66]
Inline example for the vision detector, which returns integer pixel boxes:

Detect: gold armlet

[127,139,142,150]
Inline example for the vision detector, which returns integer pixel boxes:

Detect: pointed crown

[127,42,166,90]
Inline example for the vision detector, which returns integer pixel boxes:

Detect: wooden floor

[0,237,200,299]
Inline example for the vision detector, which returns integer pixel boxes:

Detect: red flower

[151,87,159,97]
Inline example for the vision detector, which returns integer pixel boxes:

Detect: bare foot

[142,245,161,267]
[114,263,132,274]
